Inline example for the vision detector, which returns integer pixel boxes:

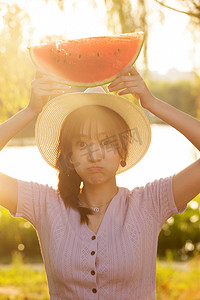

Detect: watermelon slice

[29,32,144,87]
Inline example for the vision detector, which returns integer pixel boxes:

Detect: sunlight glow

[189,201,199,210]
[18,243,25,251]
[1,0,199,74]
[148,9,195,74]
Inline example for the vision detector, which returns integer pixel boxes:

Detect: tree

[43,0,149,70]
[104,0,149,70]
[154,0,200,25]
[0,3,34,122]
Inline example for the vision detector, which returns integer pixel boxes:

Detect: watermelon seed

[79,55,81,59]
[118,48,120,52]
[97,52,100,56]
[58,50,61,53]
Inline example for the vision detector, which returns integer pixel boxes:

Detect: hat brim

[35,92,151,174]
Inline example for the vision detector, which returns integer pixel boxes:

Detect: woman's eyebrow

[79,132,111,139]
[78,134,90,138]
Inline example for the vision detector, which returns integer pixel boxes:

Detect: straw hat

[35,87,151,174]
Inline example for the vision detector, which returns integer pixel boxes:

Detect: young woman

[0,65,200,300]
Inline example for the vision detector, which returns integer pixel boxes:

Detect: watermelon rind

[28,33,145,87]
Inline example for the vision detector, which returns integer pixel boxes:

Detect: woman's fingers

[118,65,139,76]
[108,77,140,91]
[117,88,140,101]
[34,89,66,96]
[35,69,47,79]
[31,70,71,97]
[108,65,153,108]
[107,65,144,101]
[33,84,70,97]
[108,68,140,91]
[28,70,71,114]
[32,81,70,90]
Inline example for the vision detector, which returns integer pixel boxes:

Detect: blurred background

[0,0,200,299]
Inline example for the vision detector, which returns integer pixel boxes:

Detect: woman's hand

[28,69,71,116]
[108,65,154,109]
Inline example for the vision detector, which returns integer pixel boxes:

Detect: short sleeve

[134,175,185,228]
[11,179,58,228]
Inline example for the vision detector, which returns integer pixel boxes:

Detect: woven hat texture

[35,89,151,174]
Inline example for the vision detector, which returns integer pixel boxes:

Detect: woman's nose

[87,142,104,162]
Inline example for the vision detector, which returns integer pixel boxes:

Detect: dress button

[91,235,96,240]
[91,251,95,256]
[91,270,95,275]
[92,288,97,293]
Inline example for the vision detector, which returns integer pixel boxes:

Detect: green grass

[156,256,200,300]
[0,262,49,300]
[0,257,200,299]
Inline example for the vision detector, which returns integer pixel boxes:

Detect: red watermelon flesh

[29,32,144,87]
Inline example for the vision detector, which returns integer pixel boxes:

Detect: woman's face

[70,120,121,185]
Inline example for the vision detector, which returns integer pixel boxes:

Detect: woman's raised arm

[0,70,70,150]
[108,66,200,211]
[0,70,70,213]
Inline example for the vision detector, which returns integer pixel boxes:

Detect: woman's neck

[80,178,118,207]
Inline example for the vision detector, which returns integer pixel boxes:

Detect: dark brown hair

[56,105,131,224]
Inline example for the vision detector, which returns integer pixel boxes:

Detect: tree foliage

[148,79,200,120]
[158,195,200,260]
[154,0,200,28]
[154,0,200,20]
[0,3,34,122]
[0,207,41,263]
[104,0,149,69]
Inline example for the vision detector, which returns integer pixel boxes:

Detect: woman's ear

[57,151,75,172]
[65,151,77,170]
[57,153,67,173]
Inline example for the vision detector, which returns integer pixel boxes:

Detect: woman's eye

[78,141,87,148]
[101,139,111,147]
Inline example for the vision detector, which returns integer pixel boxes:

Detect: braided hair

[57,166,92,224]
[56,105,131,224]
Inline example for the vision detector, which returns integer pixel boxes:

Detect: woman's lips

[87,167,104,172]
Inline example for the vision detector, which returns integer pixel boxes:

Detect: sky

[1,0,200,74]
